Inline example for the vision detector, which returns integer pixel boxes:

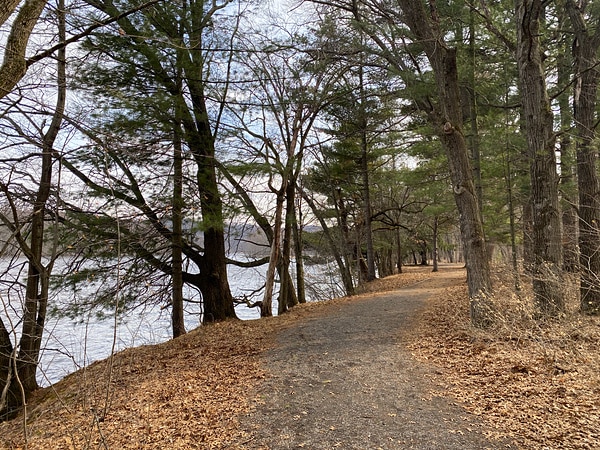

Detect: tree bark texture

[171,123,186,338]
[516,0,564,316]
[262,192,284,317]
[566,0,600,314]
[397,0,492,326]
[555,18,578,273]
[292,194,307,304]
[0,0,47,99]
[0,0,25,25]
[279,182,300,314]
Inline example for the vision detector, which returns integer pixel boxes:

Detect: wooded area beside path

[1,0,600,427]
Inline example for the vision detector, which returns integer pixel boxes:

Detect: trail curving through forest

[241,266,515,449]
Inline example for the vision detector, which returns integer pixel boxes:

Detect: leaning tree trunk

[566,0,600,314]
[301,187,355,296]
[0,0,47,99]
[396,0,492,327]
[516,0,564,316]
[263,188,285,317]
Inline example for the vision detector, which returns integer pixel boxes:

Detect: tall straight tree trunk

[556,19,578,273]
[358,64,376,282]
[432,217,439,273]
[396,229,403,274]
[397,0,492,327]
[171,122,186,338]
[516,0,564,316]
[279,184,294,315]
[468,7,483,220]
[263,191,285,317]
[566,0,600,314]
[279,181,300,314]
[504,128,521,291]
[502,66,521,290]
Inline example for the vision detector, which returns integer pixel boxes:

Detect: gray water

[0,257,344,386]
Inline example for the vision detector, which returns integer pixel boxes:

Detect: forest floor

[0,264,599,449]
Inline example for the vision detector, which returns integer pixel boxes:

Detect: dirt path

[241,267,515,449]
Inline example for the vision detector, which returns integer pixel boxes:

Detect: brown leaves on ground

[0,266,430,450]
[408,268,600,450]
[0,319,271,449]
[4,265,597,449]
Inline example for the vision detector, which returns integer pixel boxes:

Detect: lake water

[1,257,344,386]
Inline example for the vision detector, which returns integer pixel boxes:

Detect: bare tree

[0,0,65,419]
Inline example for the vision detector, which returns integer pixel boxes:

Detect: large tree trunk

[556,14,578,273]
[185,2,236,322]
[396,0,492,326]
[516,0,564,316]
[0,318,17,420]
[0,0,47,99]
[192,137,236,322]
[279,182,299,314]
[198,227,236,322]
[566,0,600,314]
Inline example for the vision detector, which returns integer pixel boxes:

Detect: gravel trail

[242,268,515,449]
